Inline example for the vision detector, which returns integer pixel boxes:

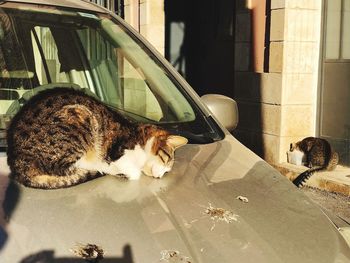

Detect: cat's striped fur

[290,137,338,187]
[7,88,187,189]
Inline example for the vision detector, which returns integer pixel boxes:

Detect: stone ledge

[273,163,350,196]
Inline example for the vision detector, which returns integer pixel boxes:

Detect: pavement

[274,162,350,196]
[301,186,350,223]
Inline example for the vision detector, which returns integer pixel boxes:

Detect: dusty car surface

[0,0,350,262]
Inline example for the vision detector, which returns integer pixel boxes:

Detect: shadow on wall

[233,0,271,161]
[165,0,271,162]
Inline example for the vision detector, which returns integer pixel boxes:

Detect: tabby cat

[6,88,187,189]
[289,137,338,187]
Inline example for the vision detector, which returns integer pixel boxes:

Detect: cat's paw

[143,165,171,179]
[126,170,142,180]
[109,159,142,180]
[150,171,166,179]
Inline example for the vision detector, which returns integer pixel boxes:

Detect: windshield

[0,4,224,148]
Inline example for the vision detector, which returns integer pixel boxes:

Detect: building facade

[92,0,350,167]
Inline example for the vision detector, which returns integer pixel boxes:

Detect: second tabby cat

[7,88,187,189]
[289,137,338,187]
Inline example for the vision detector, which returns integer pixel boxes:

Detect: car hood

[0,135,349,262]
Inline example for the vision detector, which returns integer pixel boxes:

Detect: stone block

[285,0,321,10]
[235,128,292,164]
[271,0,285,9]
[272,0,321,10]
[262,133,281,164]
[285,9,321,42]
[270,9,285,41]
[282,73,316,105]
[269,42,284,73]
[236,101,282,136]
[283,42,319,73]
[235,12,252,42]
[139,1,147,26]
[235,72,262,102]
[236,101,262,132]
[148,0,164,24]
[261,103,282,135]
[260,73,283,104]
[235,43,251,71]
[233,73,283,105]
[138,0,165,55]
[280,105,314,136]
[140,24,147,36]
[140,25,164,55]
[124,5,131,25]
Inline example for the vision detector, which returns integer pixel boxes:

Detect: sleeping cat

[6,88,187,189]
[289,137,338,187]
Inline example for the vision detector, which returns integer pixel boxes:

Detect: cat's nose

[152,165,171,179]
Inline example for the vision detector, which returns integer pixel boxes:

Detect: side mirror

[201,94,239,132]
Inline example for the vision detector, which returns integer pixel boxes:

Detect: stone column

[124,0,165,55]
[234,0,322,164]
[270,0,322,163]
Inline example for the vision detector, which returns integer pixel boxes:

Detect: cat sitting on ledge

[289,137,338,187]
[6,88,187,189]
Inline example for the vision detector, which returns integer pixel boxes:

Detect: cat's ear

[166,135,188,150]
[290,142,297,151]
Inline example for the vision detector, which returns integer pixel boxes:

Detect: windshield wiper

[166,129,214,144]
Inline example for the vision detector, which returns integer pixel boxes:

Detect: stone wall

[234,0,322,164]
[124,0,165,55]
[123,0,322,165]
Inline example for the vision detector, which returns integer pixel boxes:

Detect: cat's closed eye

[158,149,170,164]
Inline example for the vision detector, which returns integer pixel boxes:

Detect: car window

[77,27,163,121]
[0,5,224,148]
[31,26,90,89]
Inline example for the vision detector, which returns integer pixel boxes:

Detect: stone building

[91,0,350,168]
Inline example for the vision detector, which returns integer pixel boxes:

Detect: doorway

[319,0,350,165]
[164,0,235,97]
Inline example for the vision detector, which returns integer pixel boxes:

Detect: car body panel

[1,135,350,262]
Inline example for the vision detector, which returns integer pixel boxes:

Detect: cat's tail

[327,151,339,171]
[292,166,325,188]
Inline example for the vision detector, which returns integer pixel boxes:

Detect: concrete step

[274,163,350,196]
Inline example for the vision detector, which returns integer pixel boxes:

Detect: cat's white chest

[75,144,147,180]
[111,144,148,180]
[74,137,173,180]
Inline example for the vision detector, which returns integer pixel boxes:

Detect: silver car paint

[1,135,350,262]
